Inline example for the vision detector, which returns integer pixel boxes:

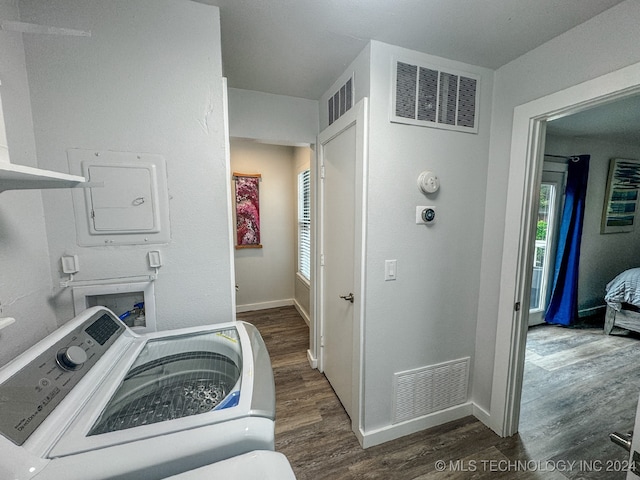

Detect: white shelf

[0,162,88,192]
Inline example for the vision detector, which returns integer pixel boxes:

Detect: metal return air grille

[89,351,241,435]
[392,357,469,424]
[328,76,353,125]
[392,59,479,133]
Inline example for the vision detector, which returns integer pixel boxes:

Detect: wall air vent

[328,76,353,125]
[392,357,469,424]
[392,59,479,133]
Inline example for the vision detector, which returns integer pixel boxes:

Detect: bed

[604,267,640,334]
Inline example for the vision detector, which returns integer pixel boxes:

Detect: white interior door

[322,123,356,418]
[317,98,367,426]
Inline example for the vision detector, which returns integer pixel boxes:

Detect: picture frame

[233,172,262,248]
[601,158,640,234]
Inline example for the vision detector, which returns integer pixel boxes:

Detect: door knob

[610,431,633,452]
[339,293,354,303]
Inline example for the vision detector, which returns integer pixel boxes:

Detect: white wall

[475,0,640,414]
[0,0,58,366]
[19,0,234,330]
[544,134,640,312]
[228,88,319,146]
[351,41,494,434]
[231,139,296,310]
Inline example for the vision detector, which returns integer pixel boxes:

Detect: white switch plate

[385,259,397,281]
[61,255,79,274]
[148,250,162,268]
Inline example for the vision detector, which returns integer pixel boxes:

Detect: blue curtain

[545,155,590,326]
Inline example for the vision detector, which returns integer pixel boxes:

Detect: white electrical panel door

[68,149,170,246]
[88,164,159,233]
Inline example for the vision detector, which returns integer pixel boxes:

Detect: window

[297,169,311,281]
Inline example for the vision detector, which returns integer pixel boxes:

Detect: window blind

[298,169,311,280]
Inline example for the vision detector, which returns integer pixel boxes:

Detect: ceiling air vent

[328,76,353,125]
[392,59,479,134]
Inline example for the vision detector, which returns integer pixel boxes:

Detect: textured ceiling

[195,0,625,100]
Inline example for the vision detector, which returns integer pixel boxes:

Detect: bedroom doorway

[491,62,640,438]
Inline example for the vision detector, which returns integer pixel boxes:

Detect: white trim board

[235,299,293,313]
[359,403,474,449]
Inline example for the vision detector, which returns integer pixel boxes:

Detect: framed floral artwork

[233,172,262,248]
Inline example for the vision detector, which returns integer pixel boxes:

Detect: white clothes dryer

[0,306,275,480]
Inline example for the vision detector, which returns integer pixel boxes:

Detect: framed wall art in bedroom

[601,158,640,234]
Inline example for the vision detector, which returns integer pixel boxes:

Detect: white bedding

[605,267,640,311]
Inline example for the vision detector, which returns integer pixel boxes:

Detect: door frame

[313,98,368,442]
[490,62,640,437]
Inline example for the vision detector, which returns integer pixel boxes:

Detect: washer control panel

[0,310,125,445]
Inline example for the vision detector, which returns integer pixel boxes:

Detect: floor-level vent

[393,357,469,424]
[328,76,353,125]
[391,58,479,134]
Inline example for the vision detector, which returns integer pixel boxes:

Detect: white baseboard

[236,299,293,313]
[307,349,317,369]
[578,305,606,317]
[293,300,310,327]
[472,403,491,427]
[359,402,474,449]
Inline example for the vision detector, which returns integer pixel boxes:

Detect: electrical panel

[68,149,170,246]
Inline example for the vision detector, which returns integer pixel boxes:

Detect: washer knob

[57,346,87,370]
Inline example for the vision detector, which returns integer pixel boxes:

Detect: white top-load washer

[162,451,296,479]
[0,306,276,480]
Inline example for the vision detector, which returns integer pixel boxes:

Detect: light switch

[385,260,397,281]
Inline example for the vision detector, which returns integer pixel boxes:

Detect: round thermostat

[417,171,440,194]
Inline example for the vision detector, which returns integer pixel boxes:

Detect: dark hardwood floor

[238,307,640,479]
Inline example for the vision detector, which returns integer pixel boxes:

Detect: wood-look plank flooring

[238,307,640,479]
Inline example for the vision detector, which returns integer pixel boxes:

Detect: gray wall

[0,0,58,366]
[20,0,234,330]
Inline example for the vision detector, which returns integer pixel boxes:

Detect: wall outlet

[61,255,80,274]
